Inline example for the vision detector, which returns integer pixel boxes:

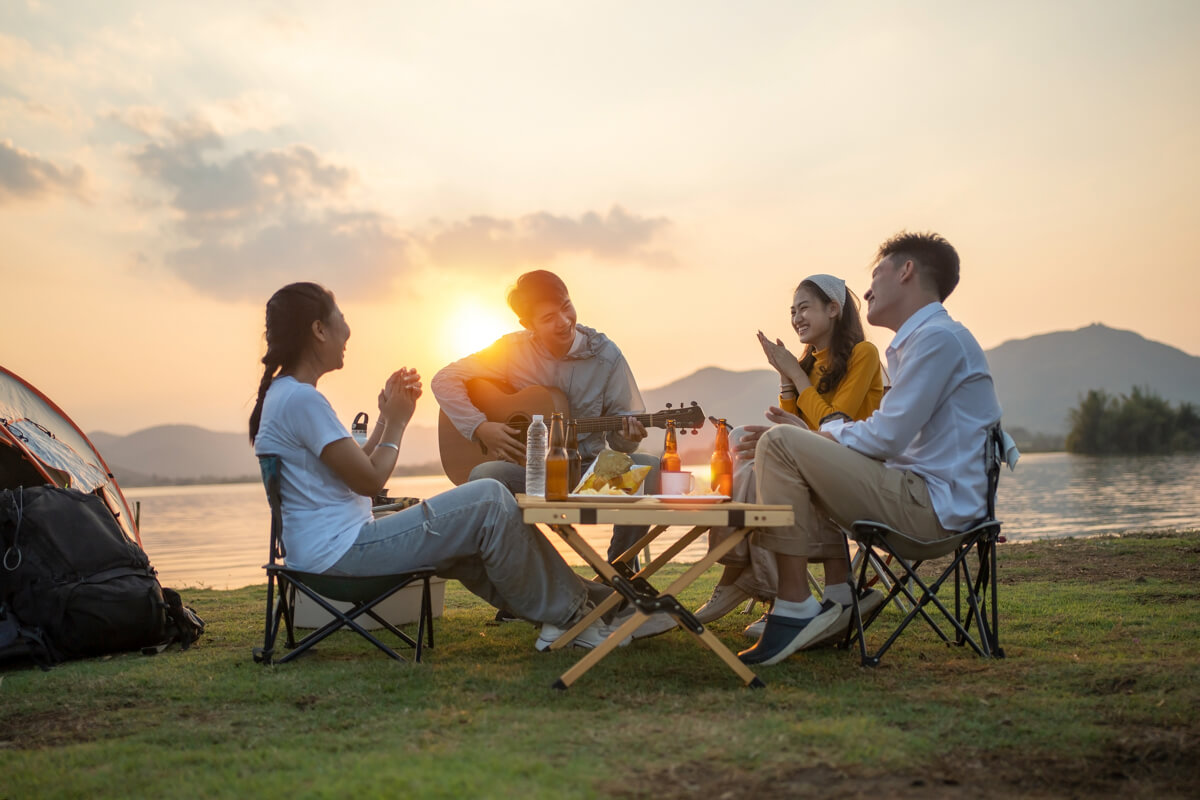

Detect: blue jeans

[469,453,660,564]
[326,479,590,626]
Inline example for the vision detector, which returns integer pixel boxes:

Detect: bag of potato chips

[575,450,652,495]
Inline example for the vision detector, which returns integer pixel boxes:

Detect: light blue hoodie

[431,324,645,462]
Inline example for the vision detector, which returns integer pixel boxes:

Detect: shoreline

[165,527,1200,593]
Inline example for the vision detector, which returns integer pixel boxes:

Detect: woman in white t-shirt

[249,282,613,651]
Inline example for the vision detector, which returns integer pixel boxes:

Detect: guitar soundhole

[507,413,532,443]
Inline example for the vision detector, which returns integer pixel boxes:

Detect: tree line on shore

[1066,386,1200,455]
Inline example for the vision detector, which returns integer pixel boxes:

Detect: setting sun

[443,301,513,361]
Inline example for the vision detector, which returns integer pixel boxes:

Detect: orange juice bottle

[660,420,682,473]
[545,413,569,501]
[710,418,732,496]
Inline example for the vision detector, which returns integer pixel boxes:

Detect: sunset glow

[443,302,512,363]
[2,2,1198,436]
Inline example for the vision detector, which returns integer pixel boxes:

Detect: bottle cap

[532,414,543,422]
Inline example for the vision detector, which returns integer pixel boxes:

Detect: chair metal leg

[253,572,280,664]
[269,571,436,665]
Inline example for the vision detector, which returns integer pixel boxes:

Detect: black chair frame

[842,425,1006,667]
[253,454,435,665]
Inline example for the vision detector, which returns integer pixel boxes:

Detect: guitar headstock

[656,401,705,433]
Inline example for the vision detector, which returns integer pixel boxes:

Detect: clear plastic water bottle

[525,414,548,498]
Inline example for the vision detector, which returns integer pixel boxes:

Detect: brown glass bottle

[660,419,681,473]
[545,412,569,501]
[710,418,733,496]
[565,420,582,493]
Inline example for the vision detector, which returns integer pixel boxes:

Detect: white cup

[659,470,695,495]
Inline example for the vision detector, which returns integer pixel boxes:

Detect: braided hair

[248,282,336,444]
[796,280,866,396]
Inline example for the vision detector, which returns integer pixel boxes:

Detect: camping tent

[0,365,141,547]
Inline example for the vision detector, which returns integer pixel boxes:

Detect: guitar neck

[572,412,675,434]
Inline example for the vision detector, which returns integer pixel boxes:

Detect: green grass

[3,531,1199,798]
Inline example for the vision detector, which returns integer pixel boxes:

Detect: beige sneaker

[694,583,751,624]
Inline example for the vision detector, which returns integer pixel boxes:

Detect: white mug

[659,470,695,495]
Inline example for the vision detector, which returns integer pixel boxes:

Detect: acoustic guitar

[437,378,705,485]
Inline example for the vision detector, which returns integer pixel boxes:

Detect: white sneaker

[631,612,678,639]
[604,604,679,640]
[743,613,768,639]
[535,617,630,652]
[693,583,751,624]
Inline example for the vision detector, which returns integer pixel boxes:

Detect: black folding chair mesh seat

[253,454,435,665]
[844,424,1007,667]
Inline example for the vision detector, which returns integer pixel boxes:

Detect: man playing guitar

[431,270,657,564]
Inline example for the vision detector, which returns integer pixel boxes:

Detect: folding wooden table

[518,495,794,690]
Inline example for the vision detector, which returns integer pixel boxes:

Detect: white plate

[651,494,731,505]
[566,493,647,503]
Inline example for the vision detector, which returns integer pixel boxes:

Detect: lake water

[128,453,1200,591]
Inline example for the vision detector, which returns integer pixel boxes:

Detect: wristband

[376,442,399,453]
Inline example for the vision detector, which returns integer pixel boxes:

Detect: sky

[2,0,1199,436]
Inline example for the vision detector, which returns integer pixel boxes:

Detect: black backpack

[0,485,204,667]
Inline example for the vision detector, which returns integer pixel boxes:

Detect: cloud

[131,117,351,238]
[129,118,409,301]
[0,139,87,203]
[424,207,676,271]
[129,114,675,302]
[166,212,411,302]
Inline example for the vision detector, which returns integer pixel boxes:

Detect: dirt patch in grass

[0,701,136,749]
[1000,530,1200,584]
[612,723,1200,799]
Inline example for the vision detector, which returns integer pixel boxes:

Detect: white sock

[822,582,854,606]
[772,595,821,619]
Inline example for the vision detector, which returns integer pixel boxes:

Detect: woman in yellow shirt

[696,273,884,637]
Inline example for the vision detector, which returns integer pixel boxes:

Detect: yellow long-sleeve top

[780,340,884,429]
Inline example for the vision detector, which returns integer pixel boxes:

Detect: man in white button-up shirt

[740,232,1002,666]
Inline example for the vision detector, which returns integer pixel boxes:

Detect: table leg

[614,524,670,567]
[655,527,766,688]
[637,526,706,578]
[545,523,766,689]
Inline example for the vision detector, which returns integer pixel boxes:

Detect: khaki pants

[753,425,954,557]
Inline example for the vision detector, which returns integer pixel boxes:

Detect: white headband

[803,273,847,309]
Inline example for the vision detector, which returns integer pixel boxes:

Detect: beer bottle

[545,412,569,501]
[660,419,681,473]
[710,418,733,496]
[565,420,582,493]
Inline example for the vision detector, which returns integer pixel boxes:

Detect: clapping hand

[379,367,421,427]
[757,331,798,377]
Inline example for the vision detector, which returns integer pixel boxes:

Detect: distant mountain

[92,423,441,487]
[640,324,1200,454]
[987,324,1200,435]
[641,366,779,461]
[92,324,1200,483]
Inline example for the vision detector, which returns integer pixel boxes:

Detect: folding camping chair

[252,455,435,665]
[842,424,1009,666]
